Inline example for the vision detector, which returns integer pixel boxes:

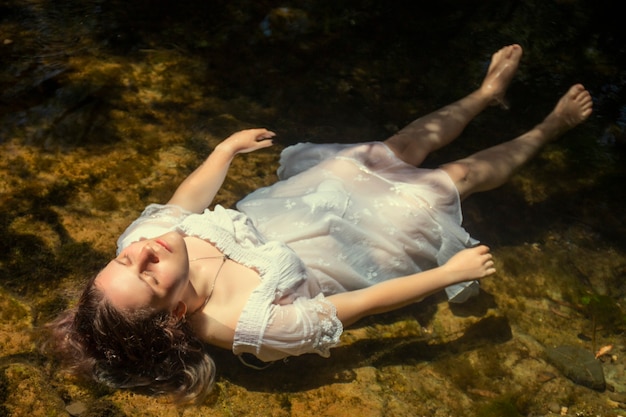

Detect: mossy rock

[1,363,65,417]
[0,289,34,357]
[0,288,31,328]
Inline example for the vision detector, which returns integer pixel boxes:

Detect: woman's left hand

[216,128,276,156]
[443,245,496,282]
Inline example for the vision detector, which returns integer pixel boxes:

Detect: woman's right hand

[166,128,275,212]
[215,128,276,156]
[443,245,496,283]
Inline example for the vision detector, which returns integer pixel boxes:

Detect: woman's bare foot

[541,84,593,139]
[479,44,523,108]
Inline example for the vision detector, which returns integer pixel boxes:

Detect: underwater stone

[66,401,87,416]
[546,345,606,391]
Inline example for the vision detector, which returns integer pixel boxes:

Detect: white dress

[117,141,478,362]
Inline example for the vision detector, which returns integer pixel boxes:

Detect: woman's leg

[442,84,594,200]
[385,44,523,167]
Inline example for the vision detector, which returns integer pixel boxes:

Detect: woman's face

[95,231,190,313]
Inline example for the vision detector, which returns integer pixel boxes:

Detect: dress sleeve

[236,294,344,362]
[116,203,192,254]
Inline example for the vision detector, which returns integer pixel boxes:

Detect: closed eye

[114,254,159,285]
[114,255,131,266]
[142,270,159,285]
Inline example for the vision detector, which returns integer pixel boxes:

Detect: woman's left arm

[167,129,275,213]
[327,245,496,327]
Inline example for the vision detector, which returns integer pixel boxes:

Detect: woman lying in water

[45,44,593,404]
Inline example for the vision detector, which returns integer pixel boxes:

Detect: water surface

[1,0,625,416]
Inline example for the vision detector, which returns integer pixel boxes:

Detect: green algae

[581,294,625,328]
[0,294,28,326]
[476,396,524,417]
[580,293,626,351]
[2,363,66,417]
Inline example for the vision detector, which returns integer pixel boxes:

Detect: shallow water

[1,0,625,416]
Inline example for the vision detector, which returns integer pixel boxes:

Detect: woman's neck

[182,236,227,313]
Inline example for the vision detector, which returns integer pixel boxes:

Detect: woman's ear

[172,301,187,319]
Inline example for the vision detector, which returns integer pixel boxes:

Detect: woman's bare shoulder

[191,313,237,350]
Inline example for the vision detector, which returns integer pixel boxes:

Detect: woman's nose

[138,245,159,265]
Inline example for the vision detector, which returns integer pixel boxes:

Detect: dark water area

[1,0,625,416]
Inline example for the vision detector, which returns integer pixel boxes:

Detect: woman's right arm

[166,129,275,213]
[326,245,496,327]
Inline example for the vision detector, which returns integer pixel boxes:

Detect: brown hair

[44,275,215,404]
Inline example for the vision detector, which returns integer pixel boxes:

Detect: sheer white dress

[117,141,479,362]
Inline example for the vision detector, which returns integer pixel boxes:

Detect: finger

[257,132,276,141]
[248,128,271,134]
[257,139,274,149]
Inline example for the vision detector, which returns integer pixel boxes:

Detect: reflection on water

[1,0,625,415]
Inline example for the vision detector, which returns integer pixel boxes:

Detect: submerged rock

[546,345,606,391]
[66,401,87,416]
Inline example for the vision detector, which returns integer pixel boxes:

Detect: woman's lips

[155,239,172,252]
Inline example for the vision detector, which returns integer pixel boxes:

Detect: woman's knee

[384,135,429,167]
[441,161,471,184]
[441,161,474,199]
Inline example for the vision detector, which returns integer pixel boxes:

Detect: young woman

[45,44,593,403]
